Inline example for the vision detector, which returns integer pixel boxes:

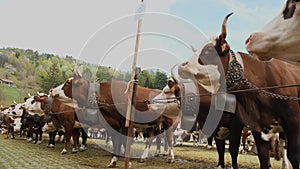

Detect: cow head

[11,103,24,117]
[148,78,181,118]
[1,106,12,115]
[50,73,90,107]
[245,0,300,64]
[22,94,48,116]
[178,13,233,93]
[49,78,73,99]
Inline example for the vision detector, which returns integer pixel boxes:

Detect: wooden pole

[124,2,143,168]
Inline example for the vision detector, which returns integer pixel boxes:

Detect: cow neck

[226,50,245,91]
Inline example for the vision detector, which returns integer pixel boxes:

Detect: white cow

[246,0,300,66]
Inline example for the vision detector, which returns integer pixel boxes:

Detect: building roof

[0,78,14,83]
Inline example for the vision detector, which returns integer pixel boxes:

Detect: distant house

[0,78,14,87]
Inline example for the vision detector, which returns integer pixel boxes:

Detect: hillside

[0,47,169,106]
[0,85,25,105]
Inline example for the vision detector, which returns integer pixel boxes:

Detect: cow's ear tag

[170,86,175,93]
[221,43,227,52]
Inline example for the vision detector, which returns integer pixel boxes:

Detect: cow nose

[182,62,188,66]
[245,35,252,44]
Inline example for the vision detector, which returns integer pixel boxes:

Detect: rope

[46,107,85,115]
[124,80,139,94]
[31,83,300,116]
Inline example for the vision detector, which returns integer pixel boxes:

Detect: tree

[40,61,63,93]
[0,53,8,67]
[138,70,153,88]
[152,71,168,90]
[96,66,112,82]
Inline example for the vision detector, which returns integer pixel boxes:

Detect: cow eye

[31,100,35,104]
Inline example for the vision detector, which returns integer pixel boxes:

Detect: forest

[0,48,169,105]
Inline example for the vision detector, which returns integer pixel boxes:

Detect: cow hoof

[168,158,175,163]
[72,148,78,153]
[216,165,225,169]
[206,145,213,150]
[27,138,32,142]
[80,145,87,151]
[37,141,42,144]
[107,162,116,168]
[61,149,67,154]
[47,144,55,148]
[139,158,146,163]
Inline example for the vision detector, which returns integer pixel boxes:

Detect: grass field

[0,85,26,105]
[0,134,291,169]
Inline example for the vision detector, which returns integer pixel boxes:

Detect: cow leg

[228,119,243,169]
[5,124,10,139]
[61,124,72,154]
[80,128,88,151]
[11,126,15,139]
[107,131,123,168]
[37,128,43,144]
[285,130,300,169]
[206,135,214,150]
[280,138,289,169]
[71,128,80,153]
[154,134,162,157]
[141,128,154,162]
[26,123,34,142]
[47,131,56,148]
[252,131,270,169]
[215,137,225,169]
[241,128,250,153]
[165,128,174,163]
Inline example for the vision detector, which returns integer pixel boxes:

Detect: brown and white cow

[1,104,24,139]
[179,13,300,169]
[174,73,243,169]
[23,93,86,154]
[50,73,181,167]
[246,0,300,66]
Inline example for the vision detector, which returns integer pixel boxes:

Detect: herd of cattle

[1,0,300,169]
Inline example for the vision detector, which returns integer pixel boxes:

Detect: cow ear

[215,36,230,56]
[24,97,29,102]
[167,80,175,89]
[33,96,41,101]
[40,95,49,102]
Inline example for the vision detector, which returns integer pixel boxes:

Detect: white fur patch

[187,55,221,93]
[50,83,68,99]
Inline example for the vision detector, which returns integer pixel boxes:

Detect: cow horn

[191,45,197,53]
[221,12,233,39]
[74,65,82,78]
[28,93,32,97]
[37,91,44,96]
[13,100,17,104]
[171,64,179,84]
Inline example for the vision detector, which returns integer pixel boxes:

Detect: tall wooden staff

[124,0,145,168]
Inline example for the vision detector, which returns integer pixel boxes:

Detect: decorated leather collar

[226,50,244,91]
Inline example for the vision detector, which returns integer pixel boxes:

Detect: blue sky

[0,0,285,71]
[168,0,285,52]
